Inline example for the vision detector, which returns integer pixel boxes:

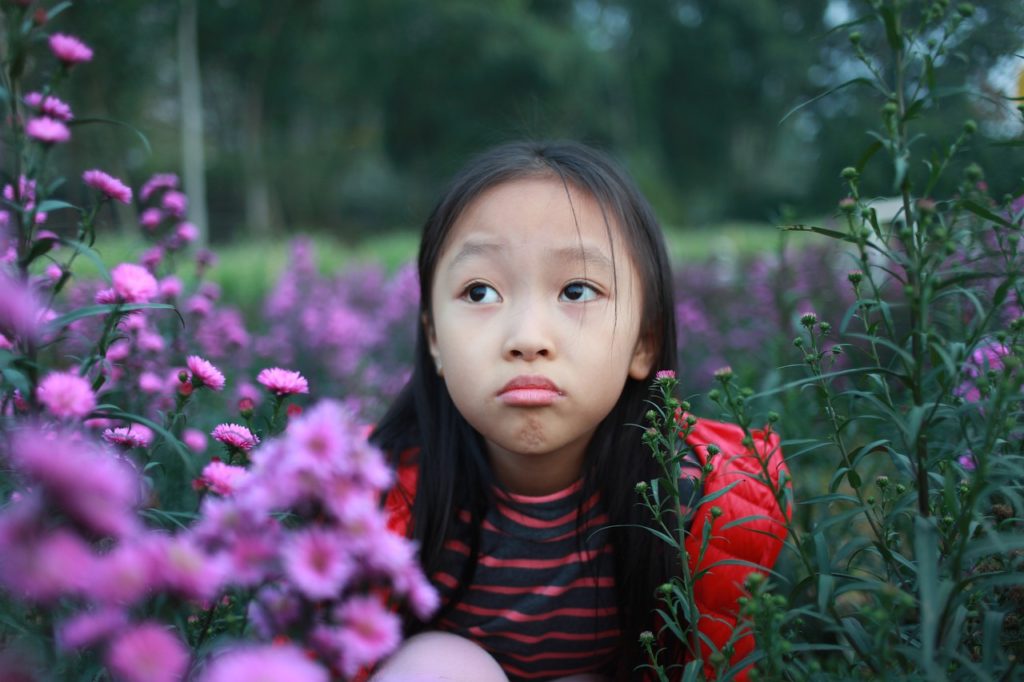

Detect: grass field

[72,221,802,312]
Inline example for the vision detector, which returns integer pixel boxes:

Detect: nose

[502,297,554,361]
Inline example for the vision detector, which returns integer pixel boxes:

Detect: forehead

[439,176,629,265]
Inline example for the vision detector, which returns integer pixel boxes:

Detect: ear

[628,334,656,381]
[422,312,443,374]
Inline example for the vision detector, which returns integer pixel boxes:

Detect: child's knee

[370,631,509,682]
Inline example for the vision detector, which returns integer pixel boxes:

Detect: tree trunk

[242,86,273,238]
[178,0,209,244]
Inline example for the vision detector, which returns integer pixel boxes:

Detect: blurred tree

[51,0,1024,239]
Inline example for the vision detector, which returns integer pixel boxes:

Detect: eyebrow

[448,240,614,272]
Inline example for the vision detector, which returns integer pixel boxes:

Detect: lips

[497,375,564,407]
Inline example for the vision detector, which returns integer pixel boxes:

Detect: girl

[369,141,788,681]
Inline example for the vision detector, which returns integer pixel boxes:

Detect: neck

[485,433,592,496]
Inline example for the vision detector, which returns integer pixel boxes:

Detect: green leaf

[959,199,1013,228]
[58,237,111,283]
[45,303,176,333]
[46,1,74,20]
[855,140,883,173]
[70,117,152,155]
[36,199,80,214]
[779,78,879,125]
[95,408,196,474]
[915,515,940,676]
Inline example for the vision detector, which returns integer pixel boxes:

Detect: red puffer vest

[382,416,790,681]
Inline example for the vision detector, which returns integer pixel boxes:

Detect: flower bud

[963,119,977,135]
[238,397,255,417]
[956,3,974,17]
[32,8,47,25]
[685,414,697,426]
[800,312,817,327]
[767,411,779,423]
[645,409,657,422]
[882,101,899,116]
[680,401,690,411]
[840,167,858,180]
[839,196,856,213]
[639,631,655,646]
[708,388,720,402]
[287,404,303,418]
[635,481,649,495]
[713,365,733,381]
[710,506,723,518]
[706,443,721,456]
[895,483,907,495]
[848,31,862,45]
[745,572,765,589]
[793,337,804,348]
[917,198,936,214]
[819,321,832,335]
[658,582,673,596]
[965,163,983,182]
[178,381,193,397]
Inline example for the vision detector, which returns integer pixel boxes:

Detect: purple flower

[25,116,70,144]
[161,191,188,218]
[96,263,158,304]
[139,173,179,202]
[199,645,328,682]
[211,423,259,452]
[958,452,977,471]
[0,272,44,345]
[9,429,141,538]
[187,355,226,391]
[200,460,248,495]
[102,425,154,450]
[56,608,128,650]
[83,169,132,204]
[37,371,96,418]
[49,33,94,65]
[104,622,189,682]
[257,367,309,396]
[282,527,353,600]
[332,595,403,676]
[25,92,74,121]
[183,428,208,453]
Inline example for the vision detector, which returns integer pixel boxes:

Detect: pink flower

[57,608,128,650]
[257,367,309,396]
[49,33,94,65]
[10,430,141,538]
[187,355,225,391]
[25,91,74,121]
[138,371,163,394]
[82,169,132,204]
[158,275,183,299]
[176,221,198,243]
[139,173,179,202]
[333,595,402,676]
[655,369,676,380]
[102,425,154,449]
[282,527,353,600]
[140,207,163,230]
[201,460,248,495]
[199,645,328,682]
[140,245,163,269]
[161,190,188,218]
[37,371,96,418]
[104,622,189,682]
[26,116,70,144]
[211,423,259,452]
[151,534,225,601]
[107,263,158,304]
[0,271,44,344]
[183,428,207,453]
[0,527,96,602]
[958,452,977,471]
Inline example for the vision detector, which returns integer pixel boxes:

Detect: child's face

[427,177,654,492]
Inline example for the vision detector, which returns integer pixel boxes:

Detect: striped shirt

[433,480,620,681]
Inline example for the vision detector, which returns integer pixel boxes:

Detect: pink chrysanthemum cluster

[37,371,96,419]
[95,263,158,305]
[49,33,93,65]
[192,400,437,677]
[26,116,70,144]
[24,92,73,121]
[135,172,202,261]
[83,169,132,204]
[257,367,309,396]
[211,423,259,452]
[187,355,226,391]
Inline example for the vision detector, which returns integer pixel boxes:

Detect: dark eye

[465,283,500,303]
[560,282,597,302]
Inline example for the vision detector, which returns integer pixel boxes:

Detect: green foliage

[640,2,1024,679]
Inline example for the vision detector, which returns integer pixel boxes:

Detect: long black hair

[371,140,681,678]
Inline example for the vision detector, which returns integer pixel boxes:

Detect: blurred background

[55,0,1024,247]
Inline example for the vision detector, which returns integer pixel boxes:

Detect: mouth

[497,375,564,407]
